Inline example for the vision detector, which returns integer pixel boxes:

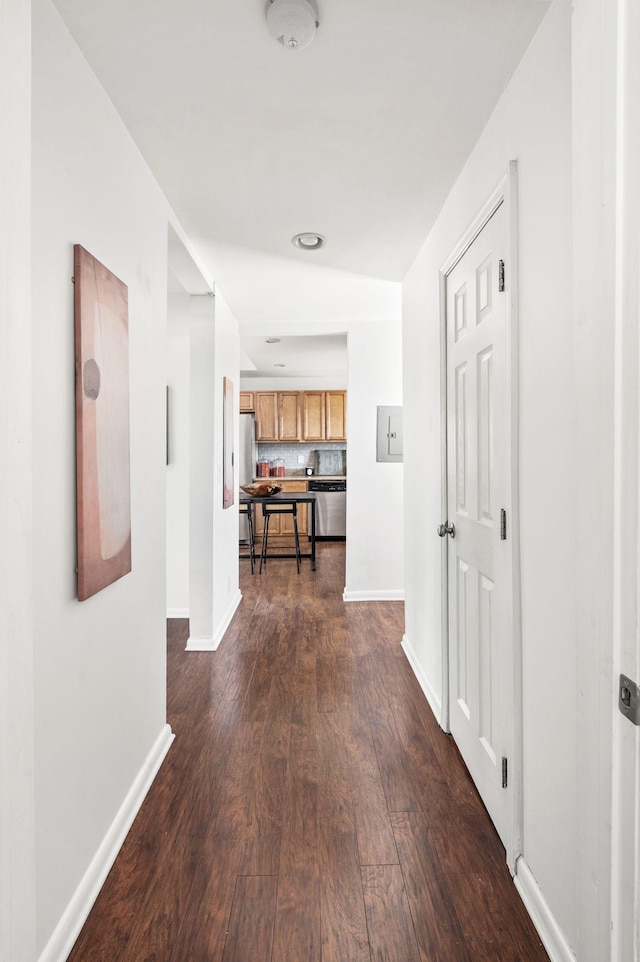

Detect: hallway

[67,543,549,962]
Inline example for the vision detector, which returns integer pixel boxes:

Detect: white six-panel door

[446,200,512,850]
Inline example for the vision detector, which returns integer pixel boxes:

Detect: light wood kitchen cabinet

[239,391,255,413]
[325,391,347,441]
[300,390,347,441]
[302,391,325,441]
[254,390,347,442]
[255,392,279,441]
[278,392,302,441]
[252,480,308,540]
[255,391,301,441]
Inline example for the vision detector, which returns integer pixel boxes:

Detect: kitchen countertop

[252,475,347,482]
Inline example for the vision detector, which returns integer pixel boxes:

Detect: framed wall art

[74,244,132,600]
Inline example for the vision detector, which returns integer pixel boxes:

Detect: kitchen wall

[32,0,174,955]
[402,3,576,956]
[254,442,346,477]
[241,376,346,391]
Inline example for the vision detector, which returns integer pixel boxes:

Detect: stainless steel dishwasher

[307,479,346,540]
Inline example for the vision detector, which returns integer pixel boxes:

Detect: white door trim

[438,161,523,870]
[611,0,640,956]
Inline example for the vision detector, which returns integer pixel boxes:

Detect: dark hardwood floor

[67,542,549,962]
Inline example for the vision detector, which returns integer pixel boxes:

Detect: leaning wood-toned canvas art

[74,245,131,600]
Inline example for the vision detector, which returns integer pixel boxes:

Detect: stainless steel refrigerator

[238,413,256,544]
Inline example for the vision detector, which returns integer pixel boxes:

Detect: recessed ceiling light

[266,337,281,343]
[274,363,286,367]
[292,232,325,251]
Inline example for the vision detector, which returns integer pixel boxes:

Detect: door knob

[437,522,455,538]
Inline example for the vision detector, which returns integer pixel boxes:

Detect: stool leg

[247,504,255,574]
[260,509,270,573]
[292,504,301,574]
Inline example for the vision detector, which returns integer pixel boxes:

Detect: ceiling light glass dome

[266,0,319,51]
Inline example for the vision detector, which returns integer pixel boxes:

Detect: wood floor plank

[272,750,321,962]
[429,811,507,879]
[238,674,292,875]
[317,712,370,962]
[290,646,318,751]
[367,703,420,813]
[241,648,276,722]
[319,830,371,962]
[221,875,278,962]
[316,653,353,713]
[167,824,244,962]
[221,646,260,702]
[213,720,265,837]
[391,811,472,962]
[341,708,399,866]
[382,676,479,821]
[442,871,549,962]
[361,864,422,962]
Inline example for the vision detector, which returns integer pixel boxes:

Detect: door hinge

[500,508,507,540]
[502,756,508,789]
[498,259,505,292]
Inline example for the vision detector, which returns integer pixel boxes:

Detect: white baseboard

[514,857,576,962]
[166,607,189,619]
[38,724,175,962]
[401,634,442,724]
[185,589,242,651]
[342,588,405,602]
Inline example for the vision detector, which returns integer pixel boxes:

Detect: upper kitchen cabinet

[255,390,347,442]
[255,391,302,441]
[302,392,325,442]
[278,392,302,441]
[303,390,347,441]
[325,391,347,441]
[255,392,279,441]
[239,391,255,413]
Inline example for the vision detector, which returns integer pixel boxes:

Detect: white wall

[165,290,242,648]
[0,1,37,958]
[571,1,617,958]
[402,2,577,953]
[32,0,174,953]
[188,297,216,645]
[211,291,242,640]
[344,321,404,600]
[166,296,191,614]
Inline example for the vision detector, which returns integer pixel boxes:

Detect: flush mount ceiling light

[265,337,281,343]
[266,0,319,50]
[292,232,325,251]
[274,363,286,367]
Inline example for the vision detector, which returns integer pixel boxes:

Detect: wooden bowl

[240,483,282,498]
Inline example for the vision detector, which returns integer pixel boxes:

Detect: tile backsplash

[257,442,346,472]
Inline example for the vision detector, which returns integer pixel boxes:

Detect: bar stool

[239,502,256,574]
[259,501,301,574]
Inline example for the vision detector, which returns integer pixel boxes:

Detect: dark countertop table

[239,492,317,570]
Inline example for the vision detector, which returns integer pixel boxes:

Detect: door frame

[438,161,523,870]
[611,0,640,955]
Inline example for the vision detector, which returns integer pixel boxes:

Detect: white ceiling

[241,333,348,378]
[53,0,549,333]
